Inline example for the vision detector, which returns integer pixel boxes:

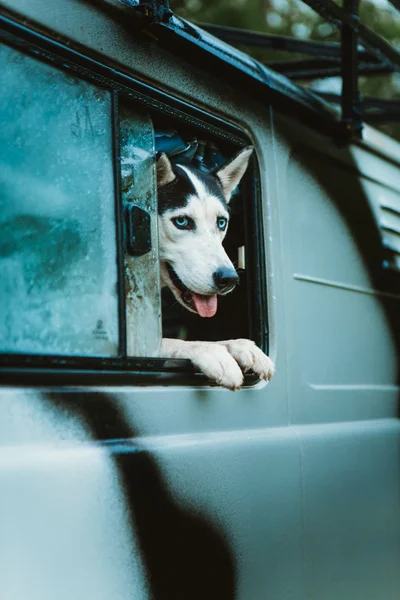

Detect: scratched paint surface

[0,44,119,356]
[120,104,161,357]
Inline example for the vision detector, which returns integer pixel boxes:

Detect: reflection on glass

[0,45,119,356]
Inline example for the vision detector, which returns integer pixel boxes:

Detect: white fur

[155,148,275,390]
[160,338,275,391]
[158,191,232,299]
[177,165,208,201]
[216,146,254,201]
[160,338,244,391]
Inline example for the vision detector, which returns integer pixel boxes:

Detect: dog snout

[213,267,239,292]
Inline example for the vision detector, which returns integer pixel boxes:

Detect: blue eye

[217,217,228,231]
[172,216,193,230]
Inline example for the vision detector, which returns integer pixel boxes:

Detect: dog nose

[213,267,239,291]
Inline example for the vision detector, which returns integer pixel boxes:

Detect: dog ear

[215,146,254,202]
[156,152,176,187]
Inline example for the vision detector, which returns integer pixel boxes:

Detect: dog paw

[190,342,244,391]
[219,339,275,381]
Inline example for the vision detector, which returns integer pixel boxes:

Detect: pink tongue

[192,294,218,318]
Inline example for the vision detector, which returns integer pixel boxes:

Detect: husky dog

[157,146,275,390]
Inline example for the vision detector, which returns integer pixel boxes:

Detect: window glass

[0,45,119,356]
[120,103,161,357]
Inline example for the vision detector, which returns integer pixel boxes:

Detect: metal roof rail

[95,0,400,140]
[196,0,400,137]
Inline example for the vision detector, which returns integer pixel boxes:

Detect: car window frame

[0,15,268,387]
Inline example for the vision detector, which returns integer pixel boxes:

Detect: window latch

[123,202,152,256]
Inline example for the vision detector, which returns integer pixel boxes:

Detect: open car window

[0,31,267,384]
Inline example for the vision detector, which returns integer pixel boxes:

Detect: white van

[1,1,399,599]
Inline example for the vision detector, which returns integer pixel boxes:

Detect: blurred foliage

[170,0,400,141]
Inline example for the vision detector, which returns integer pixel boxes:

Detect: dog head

[157,146,253,317]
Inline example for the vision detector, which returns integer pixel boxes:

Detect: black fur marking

[167,263,197,311]
[157,164,228,215]
[157,175,193,215]
[167,263,188,294]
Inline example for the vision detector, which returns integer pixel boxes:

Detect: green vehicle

[1,1,399,599]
